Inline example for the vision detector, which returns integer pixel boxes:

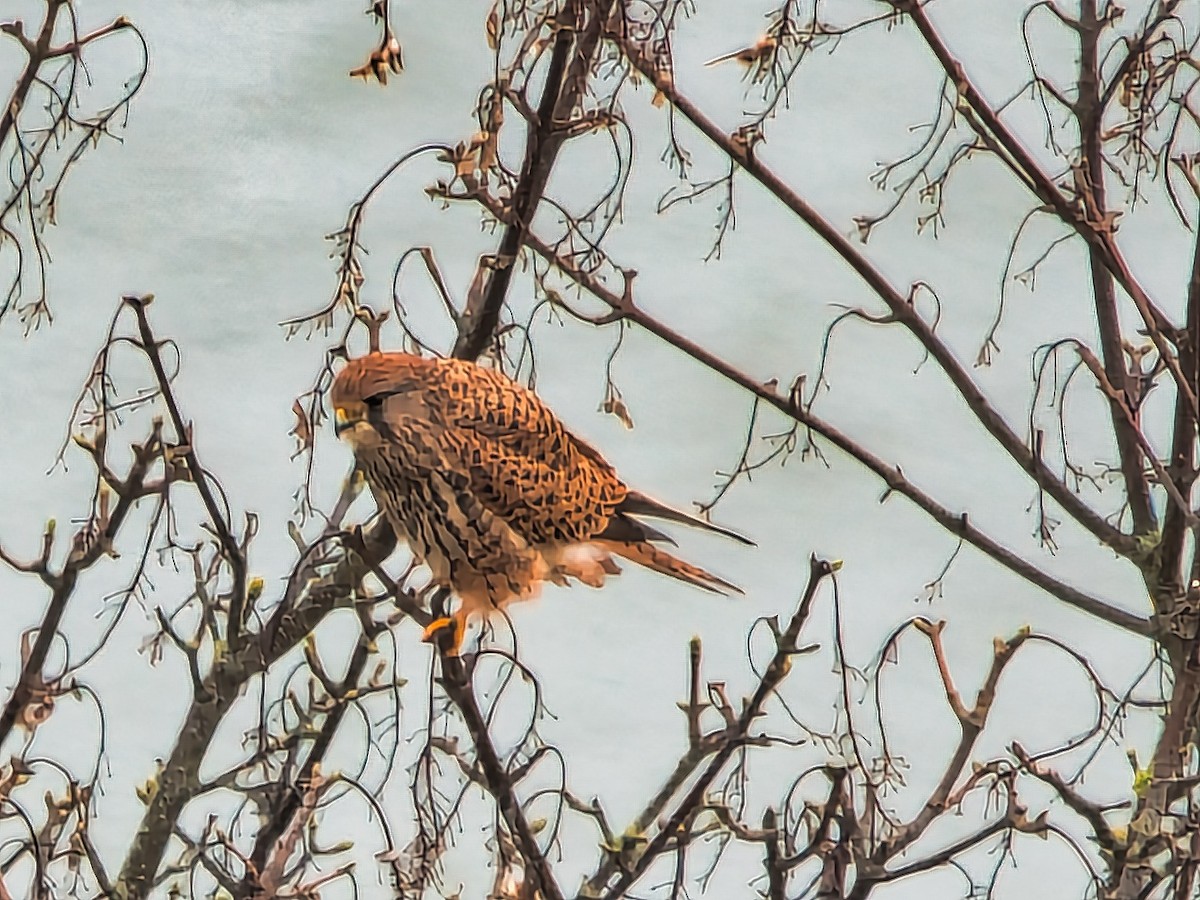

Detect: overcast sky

[0,2,1182,897]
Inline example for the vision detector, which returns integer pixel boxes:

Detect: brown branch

[465,186,1153,638]
[452,0,614,361]
[1073,343,1194,527]
[615,36,1140,563]
[593,556,838,900]
[114,517,395,896]
[1160,218,1200,600]
[860,621,1030,879]
[1011,741,1124,864]
[0,0,66,150]
[1118,660,1200,898]
[43,16,132,59]
[762,808,785,900]
[889,0,1198,424]
[778,766,850,871]
[579,639,748,895]
[699,802,789,893]
[126,295,250,647]
[862,819,1009,889]
[1076,0,1155,537]
[258,517,410,661]
[685,635,704,747]
[115,459,396,896]
[1098,1,1185,111]
[249,631,378,890]
[114,692,227,898]
[579,728,715,895]
[433,630,564,900]
[0,427,162,750]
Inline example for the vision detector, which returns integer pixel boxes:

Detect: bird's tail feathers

[598,540,743,595]
[619,490,755,546]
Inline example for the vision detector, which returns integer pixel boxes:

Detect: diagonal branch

[453,0,615,361]
[126,295,250,647]
[614,36,1140,563]
[1011,741,1124,861]
[889,0,1198,424]
[0,0,65,150]
[114,513,397,897]
[431,620,565,900]
[593,556,838,899]
[0,428,163,751]
[876,622,1028,860]
[464,187,1153,638]
[248,626,380,886]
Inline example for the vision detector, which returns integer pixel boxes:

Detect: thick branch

[452,0,614,360]
[1160,220,1200,597]
[0,0,66,150]
[1076,0,1154,536]
[114,515,396,895]
[112,693,226,899]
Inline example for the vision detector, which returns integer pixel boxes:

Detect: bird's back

[333,353,627,545]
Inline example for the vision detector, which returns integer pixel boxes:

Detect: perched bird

[330,352,750,651]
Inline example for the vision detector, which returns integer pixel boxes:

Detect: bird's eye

[364,395,384,409]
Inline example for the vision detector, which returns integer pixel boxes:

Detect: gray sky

[0,1,1174,897]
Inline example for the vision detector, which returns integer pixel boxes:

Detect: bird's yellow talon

[422,616,453,640]
[422,616,463,655]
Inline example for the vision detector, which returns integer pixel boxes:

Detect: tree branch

[615,34,1141,562]
[1160,215,1200,599]
[593,555,838,899]
[1076,0,1155,537]
[1098,1,1185,111]
[126,295,250,647]
[889,0,1197,423]
[452,0,614,360]
[433,625,564,900]
[464,187,1153,638]
[0,0,66,150]
[0,426,162,750]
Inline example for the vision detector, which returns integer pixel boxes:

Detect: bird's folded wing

[405,361,628,545]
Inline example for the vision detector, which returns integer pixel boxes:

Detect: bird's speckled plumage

[330,352,746,635]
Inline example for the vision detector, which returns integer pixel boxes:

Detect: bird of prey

[330,352,750,651]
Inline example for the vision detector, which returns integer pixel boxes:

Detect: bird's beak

[334,407,353,436]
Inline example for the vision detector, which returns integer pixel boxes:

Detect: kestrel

[330,352,750,649]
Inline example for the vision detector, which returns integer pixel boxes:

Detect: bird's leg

[422,587,466,655]
[430,585,451,620]
[421,612,466,655]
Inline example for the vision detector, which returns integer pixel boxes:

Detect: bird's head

[329,353,417,443]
